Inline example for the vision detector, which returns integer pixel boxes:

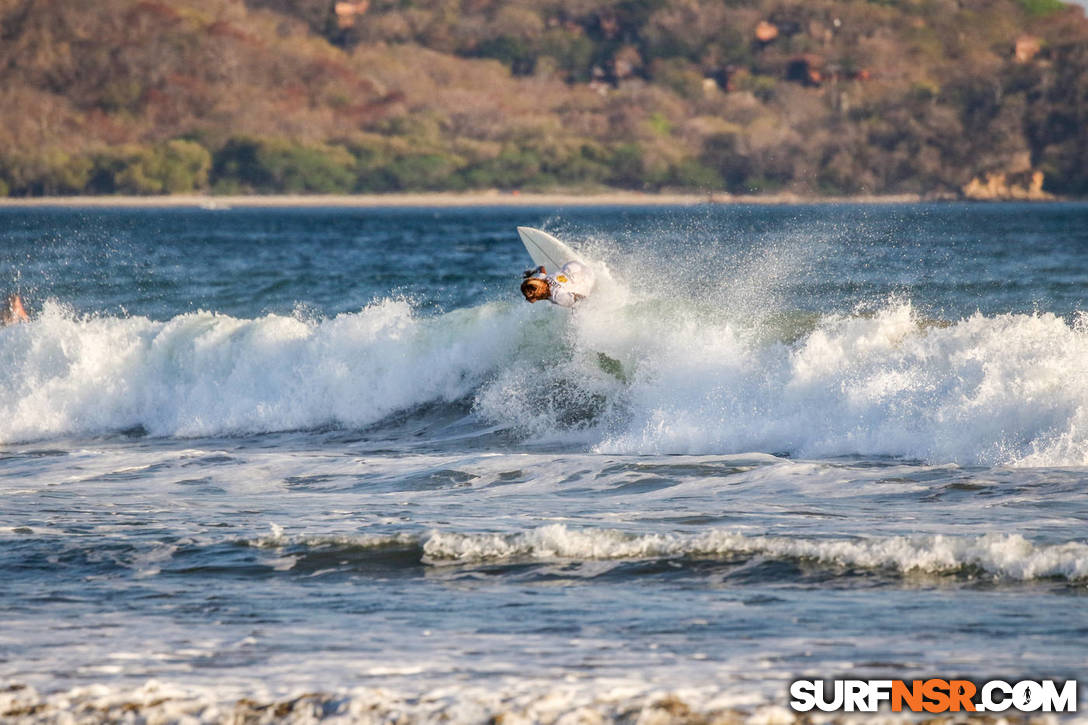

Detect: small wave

[421,524,1088,582]
[9,524,1087,583]
[248,528,423,573]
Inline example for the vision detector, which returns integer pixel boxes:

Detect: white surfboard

[517,227,584,272]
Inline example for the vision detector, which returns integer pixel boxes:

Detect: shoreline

[0,191,947,208]
[0,190,1075,209]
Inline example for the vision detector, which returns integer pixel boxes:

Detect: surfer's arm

[550,289,577,308]
[2,294,28,325]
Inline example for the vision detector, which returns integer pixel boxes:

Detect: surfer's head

[520,277,549,303]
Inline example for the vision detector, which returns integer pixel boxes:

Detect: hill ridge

[0,0,1085,197]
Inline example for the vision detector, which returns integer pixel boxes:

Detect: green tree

[0,151,93,196]
[700,133,752,192]
[606,143,648,188]
[213,138,356,193]
[116,141,212,194]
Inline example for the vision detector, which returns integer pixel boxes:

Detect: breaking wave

[420,525,1088,582]
[240,524,1088,583]
[0,298,526,441]
[1,292,1087,466]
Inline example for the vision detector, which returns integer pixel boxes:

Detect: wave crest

[0,300,522,441]
[422,524,1088,582]
[2,298,1087,466]
[479,300,1088,465]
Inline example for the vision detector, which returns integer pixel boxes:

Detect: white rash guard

[540,260,595,308]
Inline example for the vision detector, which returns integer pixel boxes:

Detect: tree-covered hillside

[1,0,1086,197]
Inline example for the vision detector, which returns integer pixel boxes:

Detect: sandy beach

[0,191,930,208]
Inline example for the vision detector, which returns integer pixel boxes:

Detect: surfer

[1,293,29,325]
[520,261,595,308]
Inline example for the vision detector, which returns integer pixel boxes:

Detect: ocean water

[1,203,1087,723]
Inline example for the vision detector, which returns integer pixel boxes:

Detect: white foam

[0,676,802,725]
[479,299,1088,466]
[5,669,1083,724]
[4,297,1088,466]
[0,299,525,442]
[251,529,418,551]
[422,524,1088,581]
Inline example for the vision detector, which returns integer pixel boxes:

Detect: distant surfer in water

[520,261,595,308]
[1,293,29,325]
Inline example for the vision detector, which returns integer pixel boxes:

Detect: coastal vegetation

[0,0,1086,197]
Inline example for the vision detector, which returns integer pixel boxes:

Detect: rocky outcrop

[1014,35,1041,62]
[962,170,1052,200]
[334,1,369,28]
[755,21,779,43]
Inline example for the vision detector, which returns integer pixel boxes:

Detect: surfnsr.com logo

[789,679,1077,713]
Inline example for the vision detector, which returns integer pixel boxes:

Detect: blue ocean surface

[1,203,1087,722]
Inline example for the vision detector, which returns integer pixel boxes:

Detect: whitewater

[3,293,1087,466]
[2,204,1087,723]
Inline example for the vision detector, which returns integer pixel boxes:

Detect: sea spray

[3,296,1088,466]
[585,302,1088,465]
[0,299,525,441]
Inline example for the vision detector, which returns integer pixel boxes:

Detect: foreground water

[1,204,1087,722]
